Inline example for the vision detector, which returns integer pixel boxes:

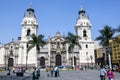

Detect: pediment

[49,32,65,43]
[4,41,19,49]
[50,36,65,43]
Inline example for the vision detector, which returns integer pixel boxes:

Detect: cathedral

[0,5,95,68]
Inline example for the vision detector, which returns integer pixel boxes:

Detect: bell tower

[18,5,38,66]
[75,7,92,41]
[21,4,38,42]
[75,7,95,65]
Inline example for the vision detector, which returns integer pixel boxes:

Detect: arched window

[40,57,45,67]
[26,44,29,48]
[86,44,88,48]
[83,30,87,37]
[27,29,31,36]
[57,42,60,48]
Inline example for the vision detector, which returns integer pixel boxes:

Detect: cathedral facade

[0,5,95,68]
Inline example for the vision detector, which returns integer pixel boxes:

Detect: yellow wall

[109,35,120,66]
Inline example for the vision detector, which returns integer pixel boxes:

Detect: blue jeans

[100,75,106,80]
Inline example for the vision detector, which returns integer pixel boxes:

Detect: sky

[0,0,120,44]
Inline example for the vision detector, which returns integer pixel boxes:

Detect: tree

[27,34,46,68]
[65,32,81,68]
[95,25,115,68]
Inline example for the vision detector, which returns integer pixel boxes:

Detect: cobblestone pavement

[0,71,32,80]
[0,69,120,80]
[39,70,120,80]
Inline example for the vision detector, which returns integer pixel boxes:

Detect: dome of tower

[27,4,34,12]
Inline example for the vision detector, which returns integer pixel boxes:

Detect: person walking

[36,67,40,79]
[100,65,107,80]
[54,66,60,77]
[54,66,58,77]
[56,67,60,77]
[50,66,54,77]
[46,67,50,77]
[32,67,36,80]
[107,67,115,80]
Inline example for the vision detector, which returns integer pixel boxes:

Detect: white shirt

[100,68,107,76]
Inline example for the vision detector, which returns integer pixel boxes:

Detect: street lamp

[20,45,24,66]
[106,47,112,69]
[86,56,90,68]
[26,54,28,70]
[26,44,29,70]
[90,55,93,66]
[4,45,8,70]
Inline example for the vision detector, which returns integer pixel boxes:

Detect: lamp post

[26,53,28,70]
[106,47,112,69]
[86,56,90,68]
[105,46,112,69]
[26,44,29,70]
[90,55,93,67]
[21,45,24,66]
[4,45,8,70]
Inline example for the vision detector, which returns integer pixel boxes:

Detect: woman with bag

[107,67,115,80]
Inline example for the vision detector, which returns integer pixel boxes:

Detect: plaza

[0,1,120,80]
[0,69,120,80]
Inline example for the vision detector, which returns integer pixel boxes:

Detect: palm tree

[27,34,46,68]
[65,32,81,68]
[95,25,115,68]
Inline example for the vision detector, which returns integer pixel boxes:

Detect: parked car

[58,66,65,69]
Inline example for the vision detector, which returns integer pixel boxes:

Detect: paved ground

[0,69,120,80]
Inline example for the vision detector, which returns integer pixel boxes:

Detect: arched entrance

[8,58,14,67]
[55,54,61,66]
[40,57,45,68]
